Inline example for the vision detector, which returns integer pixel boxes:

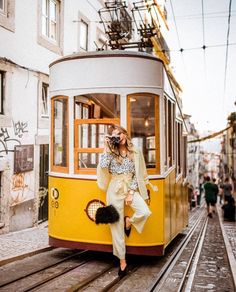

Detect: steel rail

[148,210,207,291]
[0,249,89,288]
[23,258,94,292]
[176,217,208,292]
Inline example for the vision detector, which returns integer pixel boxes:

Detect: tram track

[0,249,90,290]
[60,207,235,292]
[0,248,118,292]
[2,206,234,291]
[149,214,208,291]
[65,208,208,292]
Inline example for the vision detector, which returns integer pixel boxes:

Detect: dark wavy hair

[107,124,134,161]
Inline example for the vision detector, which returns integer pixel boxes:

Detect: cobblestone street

[191,209,235,292]
[0,222,49,265]
[0,206,235,291]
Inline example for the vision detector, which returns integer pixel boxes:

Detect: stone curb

[217,204,236,290]
[0,246,53,267]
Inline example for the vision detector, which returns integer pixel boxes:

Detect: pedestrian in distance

[187,183,194,210]
[218,181,224,204]
[212,178,219,209]
[97,124,156,278]
[198,175,204,206]
[203,176,216,218]
[222,177,233,203]
[222,195,235,221]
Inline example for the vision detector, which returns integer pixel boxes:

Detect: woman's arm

[100,153,112,169]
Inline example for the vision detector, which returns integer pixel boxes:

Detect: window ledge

[0,0,15,32]
[38,34,63,55]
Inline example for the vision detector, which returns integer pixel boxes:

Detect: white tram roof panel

[49,50,164,93]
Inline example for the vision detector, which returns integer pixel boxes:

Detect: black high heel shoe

[124,216,131,237]
[118,266,127,278]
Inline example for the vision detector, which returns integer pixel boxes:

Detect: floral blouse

[100,153,138,190]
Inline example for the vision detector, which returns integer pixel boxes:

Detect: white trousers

[106,174,151,259]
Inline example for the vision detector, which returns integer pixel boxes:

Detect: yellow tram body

[48,51,188,256]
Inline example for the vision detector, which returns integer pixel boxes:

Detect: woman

[97,125,153,278]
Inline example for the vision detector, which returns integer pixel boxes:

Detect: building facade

[219,109,236,191]
[183,114,200,189]
[0,0,106,233]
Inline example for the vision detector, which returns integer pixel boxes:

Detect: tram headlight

[85,199,106,222]
[51,187,59,200]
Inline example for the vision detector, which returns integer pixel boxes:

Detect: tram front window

[128,94,159,173]
[74,94,120,173]
[52,96,68,172]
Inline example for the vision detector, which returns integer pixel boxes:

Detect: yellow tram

[48,51,188,256]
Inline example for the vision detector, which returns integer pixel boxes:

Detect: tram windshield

[74,93,120,174]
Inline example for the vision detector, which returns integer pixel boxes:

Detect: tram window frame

[176,121,182,175]
[127,93,160,174]
[73,93,120,174]
[164,97,168,169]
[74,118,120,174]
[182,135,187,178]
[164,96,175,170]
[51,96,69,173]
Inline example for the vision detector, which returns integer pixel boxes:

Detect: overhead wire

[168,0,192,133]
[169,10,236,20]
[163,1,188,133]
[169,0,182,50]
[168,0,188,75]
[223,0,233,107]
[201,0,207,73]
[188,125,231,143]
[169,42,236,52]
[201,0,208,114]
[85,0,100,13]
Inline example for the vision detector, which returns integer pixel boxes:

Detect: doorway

[38,144,49,222]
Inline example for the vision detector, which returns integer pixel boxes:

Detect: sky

[165,0,236,133]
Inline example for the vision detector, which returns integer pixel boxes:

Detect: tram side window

[128,94,159,173]
[176,121,182,175]
[52,96,68,172]
[74,94,120,174]
[182,135,187,178]
[164,97,174,170]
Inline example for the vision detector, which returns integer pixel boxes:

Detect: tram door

[38,144,49,222]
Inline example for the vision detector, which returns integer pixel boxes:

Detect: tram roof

[49,50,164,68]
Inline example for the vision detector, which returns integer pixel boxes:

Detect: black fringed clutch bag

[95,204,120,224]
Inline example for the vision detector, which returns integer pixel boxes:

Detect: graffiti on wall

[0,128,21,156]
[13,121,28,138]
[0,121,34,206]
[0,121,28,156]
[38,187,48,208]
[10,172,34,206]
